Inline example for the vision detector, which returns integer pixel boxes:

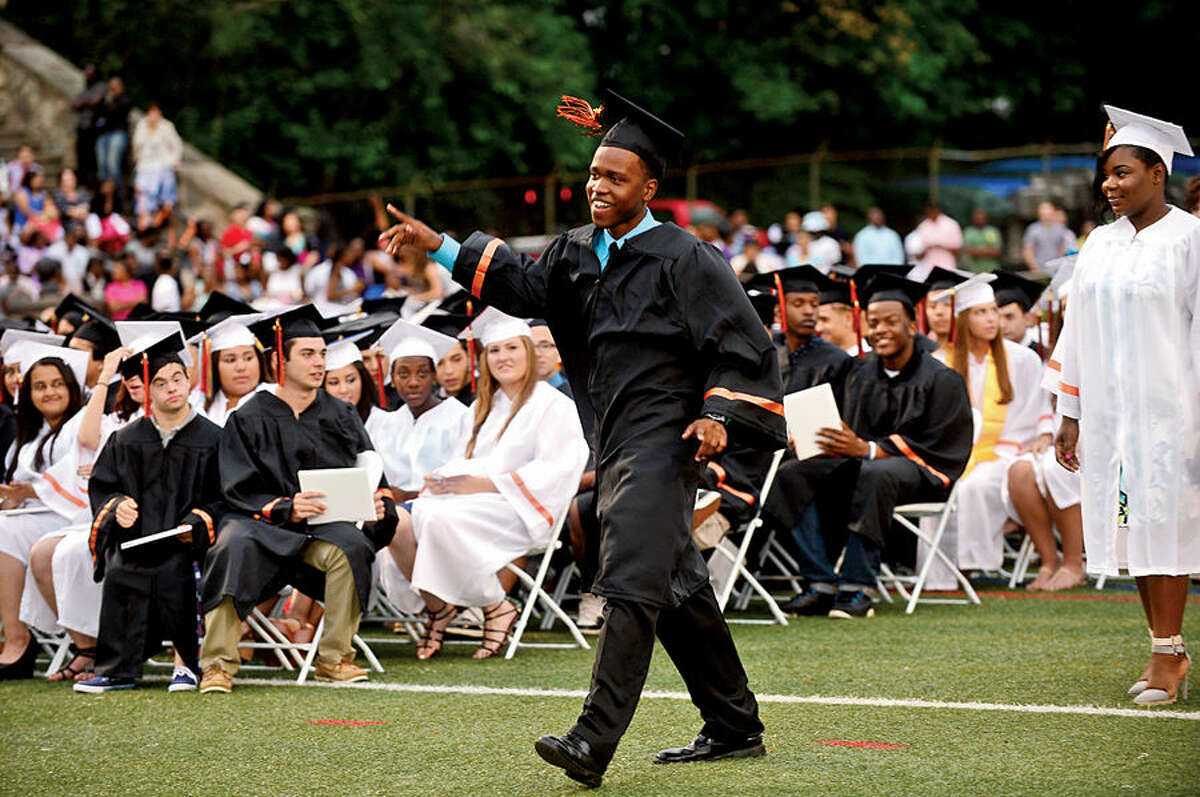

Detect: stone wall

[0,20,261,224]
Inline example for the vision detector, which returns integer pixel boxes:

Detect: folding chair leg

[296,616,325,685]
[737,566,788,625]
[541,562,577,631]
[904,510,980,615]
[353,634,385,673]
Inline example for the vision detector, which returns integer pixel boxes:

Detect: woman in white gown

[322,339,391,441]
[397,313,587,659]
[929,274,1053,576]
[191,316,270,427]
[1048,107,1198,705]
[0,344,88,679]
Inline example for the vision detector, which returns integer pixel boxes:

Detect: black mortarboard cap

[151,311,208,339]
[320,311,399,348]
[198,291,256,322]
[745,291,777,327]
[125,303,158,321]
[746,265,826,296]
[597,90,685,180]
[990,270,1045,312]
[359,297,408,316]
[859,272,926,310]
[53,294,106,329]
[437,291,487,316]
[818,279,851,306]
[247,304,327,350]
[421,313,472,339]
[117,331,188,382]
[923,267,969,295]
[69,314,120,356]
[851,264,911,291]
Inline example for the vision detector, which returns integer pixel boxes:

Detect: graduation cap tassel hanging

[1103,121,1116,150]
[201,332,212,399]
[849,280,863,359]
[948,289,957,345]
[274,319,284,387]
[916,298,928,335]
[556,95,605,136]
[773,272,787,334]
[374,350,384,408]
[141,353,151,418]
[465,300,477,393]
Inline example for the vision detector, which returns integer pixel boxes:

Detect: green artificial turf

[2,585,1198,795]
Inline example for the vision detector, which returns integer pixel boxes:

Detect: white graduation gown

[1045,206,1200,576]
[376,399,472,491]
[363,405,392,444]
[1001,412,1081,523]
[197,383,272,428]
[0,415,86,565]
[411,382,588,607]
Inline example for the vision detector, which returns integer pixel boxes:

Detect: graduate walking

[381,91,786,787]
[1048,107,1198,706]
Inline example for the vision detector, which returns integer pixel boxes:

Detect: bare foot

[1026,565,1056,591]
[1045,565,1086,591]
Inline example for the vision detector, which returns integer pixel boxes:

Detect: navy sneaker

[74,675,136,693]
[828,590,875,619]
[168,668,199,692]
[781,589,836,617]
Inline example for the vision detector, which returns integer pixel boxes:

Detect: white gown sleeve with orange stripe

[31,409,141,524]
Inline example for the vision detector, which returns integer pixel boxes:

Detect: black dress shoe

[781,589,835,617]
[535,732,605,788]
[0,637,38,682]
[654,733,766,764]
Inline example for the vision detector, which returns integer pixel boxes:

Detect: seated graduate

[188,314,270,427]
[764,272,973,619]
[20,340,145,684]
[325,305,404,410]
[529,319,572,397]
[927,273,1052,575]
[921,267,967,348]
[990,270,1048,357]
[197,305,398,693]
[392,311,587,660]
[0,342,89,679]
[366,319,472,612]
[74,331,224,693]
[321,339,390,441]
[422,313,476,407]
[58,298,122,403]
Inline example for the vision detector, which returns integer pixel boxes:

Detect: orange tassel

[849,280,863,359]
[274,319,284,387]
[916,297,928,335]
[948,289,957,345]
[141,353,150,417]
[1103,121,1116,150]
[201,333,212,399]
[556,95,605,136]
[376,350,387,408]
[773,272,787,334]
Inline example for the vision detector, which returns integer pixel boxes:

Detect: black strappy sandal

[473,600,519,660]
[46,645,96,683]
[416,602,459,660]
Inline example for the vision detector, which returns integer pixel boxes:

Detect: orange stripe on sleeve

[1057,381,1079,397]
[258,497,284,522]
[470,238,504,298]
[510,472,554,527]
[43,472,87,509]
[704,387,784,416]
[706,461,756,506]
[1047,359,1061,372]
[191,508,215,544]
[89,496,121,563]
[888,434,951,488]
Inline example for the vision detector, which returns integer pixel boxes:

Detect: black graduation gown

[201,390,398,617]
[0,403,13,467]
[451,222,785,608]
[765,349,972,545]
[87,414,224,676]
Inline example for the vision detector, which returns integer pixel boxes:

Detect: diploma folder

[297,451,383,525]
[120,524,191,550]
[783,383,844,461]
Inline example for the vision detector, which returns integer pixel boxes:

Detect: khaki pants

[200,540,361,674]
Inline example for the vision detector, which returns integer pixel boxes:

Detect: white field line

[212,676,1200,721]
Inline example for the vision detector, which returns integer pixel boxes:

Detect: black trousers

[570,584,763,767]
[95,550,199,679]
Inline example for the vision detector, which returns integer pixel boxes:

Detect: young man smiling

[381,91,785,787]
[766,272,973,618]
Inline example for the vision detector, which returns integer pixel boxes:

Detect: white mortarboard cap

[116,321,184,348]
[187,314,264,352]
[11,341,91,388]
[378,319,458,365]
[460,307,532,348]
[1104,105,1193,175]
[930,272,997,314]
[801,210,829,233]
[1,330,65,357]
[325,339,364,372]
[122,331,194,370]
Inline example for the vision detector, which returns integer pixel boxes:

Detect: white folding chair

[712,449,789,626]
[885,480,981,614]
[503,514,591,659]
[238,599,384,684]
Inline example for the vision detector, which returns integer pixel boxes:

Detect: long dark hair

[204,346,266,411]
[111,380,141,421]
[1092,144,1165,222]
[348,360,378,424]
[5,358,83,482]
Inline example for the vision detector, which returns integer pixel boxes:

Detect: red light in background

[559,186,573,202]
[524,189,538,205]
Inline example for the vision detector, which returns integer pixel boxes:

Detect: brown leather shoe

[314,659,368,683]
[199,665,233,694]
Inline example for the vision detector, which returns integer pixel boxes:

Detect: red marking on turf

[817,740,909,750]
[306,719,387,727]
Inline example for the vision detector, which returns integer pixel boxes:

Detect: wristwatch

[703,412,729,426]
